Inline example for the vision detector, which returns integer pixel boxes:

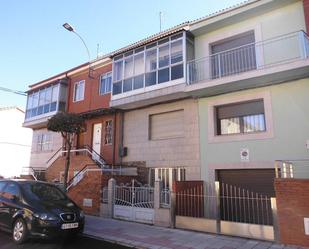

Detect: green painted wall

[194,1,306,61]
[198,79,309,180]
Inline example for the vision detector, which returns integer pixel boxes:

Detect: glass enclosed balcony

[111,31,194,99]
[24,80,67,125]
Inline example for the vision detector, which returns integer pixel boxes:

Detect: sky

[0,0,245,110]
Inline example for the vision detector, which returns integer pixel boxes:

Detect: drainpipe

[112,111,116,166]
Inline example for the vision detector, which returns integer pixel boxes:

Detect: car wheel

[12,218,28,244]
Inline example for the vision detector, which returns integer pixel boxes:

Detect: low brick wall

[275,178,309,247]
[68,170,102,216]
[45,155,95,182]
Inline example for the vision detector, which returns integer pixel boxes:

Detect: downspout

[112,111,116,167]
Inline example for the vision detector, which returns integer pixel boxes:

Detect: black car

[0,179,85,244]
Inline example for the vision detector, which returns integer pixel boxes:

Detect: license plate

[61,223,79,230]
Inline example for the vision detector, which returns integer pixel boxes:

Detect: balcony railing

[187,31,309,85]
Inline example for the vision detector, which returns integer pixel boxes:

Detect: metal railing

[114,185,154,209]
[175,181,273,226]
[21,166,46,181]
[160,188,171,208]
[187,30,309,84]
[45,145,108,169]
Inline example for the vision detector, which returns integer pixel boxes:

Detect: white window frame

[73,80,85,102]
[112,32,186,96]
[37,133,52,152]
[99,72,112,95]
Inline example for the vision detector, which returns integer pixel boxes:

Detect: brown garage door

[217,169,275,225]
[217,169,275,196]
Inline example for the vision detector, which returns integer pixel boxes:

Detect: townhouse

[23,0,309,200]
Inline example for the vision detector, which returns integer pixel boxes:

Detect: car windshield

[22,182,67,201]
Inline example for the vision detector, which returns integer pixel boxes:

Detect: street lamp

[62,22,93,78]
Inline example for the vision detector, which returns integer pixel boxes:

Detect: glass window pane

[52,85,59,102]
[134,53,144,75]
[243,114,265,133]
[26,95,32,109]
[171,64,184,80]
[146,49,157,72]
[220,117,240,135]
[123,78,133,92]
[113,60,123,81]
[158,68,169,83]
[44,104,50,113]
[133,75,144,89]
[145,72,156,87]
[50,102,57,112]
[33,92,39,108]
[113,81,122,95]
[171,40,183,64]
[39,89,46,106]
[106,73,112,93]
[159,45,169,68]
[45,87,52,104]
[37,106,43,115]
[124,56,134,79]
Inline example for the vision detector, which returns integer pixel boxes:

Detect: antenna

[97,44,100,58]
[159,11,163,32]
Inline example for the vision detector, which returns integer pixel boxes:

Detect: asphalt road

[0,231,130,249]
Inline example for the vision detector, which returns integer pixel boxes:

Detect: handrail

[187,30,307,64]
[45,144,108,169]
[66,163,99,190]
[83,145,107,165]
[46,147,63,164]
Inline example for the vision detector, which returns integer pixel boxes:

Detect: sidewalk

[84,216,297,249]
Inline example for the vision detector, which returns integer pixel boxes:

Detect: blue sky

[0,0,244,109]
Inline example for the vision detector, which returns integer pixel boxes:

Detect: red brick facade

[67,64,112,113]
[275,178,309,247]
[45,155,95,182]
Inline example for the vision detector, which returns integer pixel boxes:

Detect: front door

[92,123,102,161]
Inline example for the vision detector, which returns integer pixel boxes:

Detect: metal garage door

[217,169,276,196]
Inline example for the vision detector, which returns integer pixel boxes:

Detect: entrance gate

[113,181,154,224]
[174,181,276,241]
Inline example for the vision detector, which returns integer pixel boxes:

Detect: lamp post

[62,23,93,78]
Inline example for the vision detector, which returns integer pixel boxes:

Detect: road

[0,231,130,249]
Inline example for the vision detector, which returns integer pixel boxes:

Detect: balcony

[110,31,194,109]
[186,31,309,97]
[23,79,68,128]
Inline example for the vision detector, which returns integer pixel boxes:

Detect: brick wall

[68,170,102,216]
[67,64,112,113]
[275,178,309,247]
[304,0,309,32]
[45,155,95,182]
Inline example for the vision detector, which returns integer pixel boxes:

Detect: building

[23,0,309,217]
[0,107,32,178]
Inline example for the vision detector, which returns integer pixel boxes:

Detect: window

[0,181,7,193]
[149,110,184,140]
[104,120,113,145]
[2,182,20,200]
[73,80,85,102]
[99,72,112,95]
[216,100,265,135]
[25,83,66,120]
[112,32,185,95]
[211,31,256,79]
[37,133,52,151]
